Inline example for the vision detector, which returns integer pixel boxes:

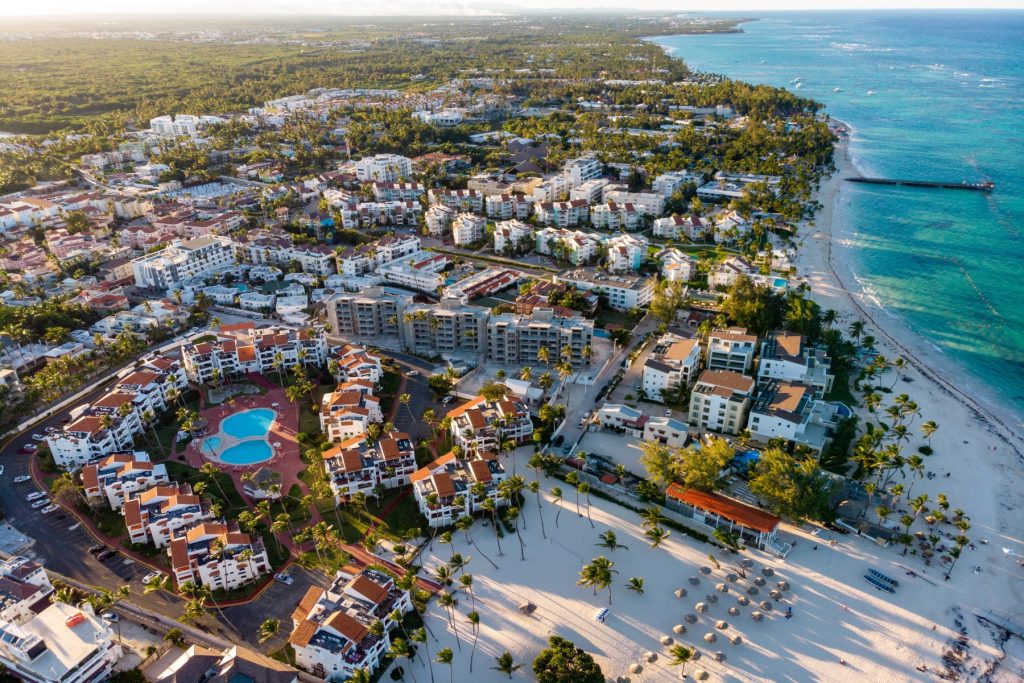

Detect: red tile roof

[665,484,779,533]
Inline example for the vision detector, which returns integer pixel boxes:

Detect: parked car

[142,572,162,584]
[88,544,109,556]
[30,498,51,509]
[26,491,46,502]
[553,435,565,447]
[441,395,455,405]
[13,475,30,483]
[101,611,119,623]
[41,505,59,515]
[274,572,294,585]
[96,550,117,562]
[21,444,37,453]
[407,370,419,376]
[30,433,44,442]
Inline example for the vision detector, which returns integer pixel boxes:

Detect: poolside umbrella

[673,624,686,634]
[715,620,728,630]
[660,636,674,646]
[705,594,718,603]
[700,566,712,575]
[725,573,739,583]
[694,670,709,681]
[714,651,727,663]
[689,576,701,585]
[728,607,740,616]
[730,634,743,645]
[716,583,728,593]
[754,576,766,586]
[777,580,791,591]
[629,663,643,674]
[737,596,750,606]
[741,559,755,568]
[695,602,707,613]
[703,632,717,643]
[747,586,759,595]
[685,613,698,623]
[762,567,775,577]
[751,611,764,622]
[675,588,688,598]
[760,601,773,611]
[770,589,783,600]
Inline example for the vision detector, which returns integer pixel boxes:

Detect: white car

[26,491,46,502]
[30,498,51,509]
[30,433,45,442]
[13,476,30,484]
[142,572,162,584]
[41,505,58,515]
[274,572,294,585]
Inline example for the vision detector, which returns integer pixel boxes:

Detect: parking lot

[576,430,649,478]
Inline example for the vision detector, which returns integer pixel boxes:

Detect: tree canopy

[532,635,604,683]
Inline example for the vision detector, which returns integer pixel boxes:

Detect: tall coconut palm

[528,480,547,539]
[550,486,563,527]
[668,644,693,676]
[578,556,618,604]
[626,577,645,595]
[258,618,280,644]
[565,472,582,517]
[467,611,481,672]
[413,627,434,683]
[435,648,454,683]
[389,638,417,683]
[578,481,594,528]
[596,530,628,552]
[437,592,460,650]
[480,498,503,557]
[492,652,522,679]
[920,420,938,446]
[645,526,671,549]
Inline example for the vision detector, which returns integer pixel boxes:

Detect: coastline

[797,127,1024,459]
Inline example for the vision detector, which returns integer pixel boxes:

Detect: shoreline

[798,127,1024,459]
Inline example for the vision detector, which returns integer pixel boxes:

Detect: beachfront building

[410,451,508,527]
[181,323,328,384]
[321,431,417,503]
[486,308,594,367]
[447,395,533,453]
[687,370,755,435]
[665,484,786,555]
[706,328,758,373]
[169,522,271,591]
[354,154,412,182]
[748,380,840,453]
[642,416,690,449]
[290,567,411,681]
[319,380,384,443]
[757,331,834,398]
[596,404,648,435]
[708,256,756,289]
[124,484,213,548]
[80,451,168,511]
[0,601,121,683]
[131,236,237,292]
[557,268,655,311]
[642,333,702,402]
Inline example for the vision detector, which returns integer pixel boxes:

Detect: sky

[4,0,1024,16]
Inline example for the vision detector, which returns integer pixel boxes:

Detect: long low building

[665,484,787,556]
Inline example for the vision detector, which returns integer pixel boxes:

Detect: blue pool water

[221,409,275,438]
[204,437,222,451]
[219,440,274,465]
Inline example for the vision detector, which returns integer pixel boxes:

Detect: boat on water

[795,83,803,89]
[866,90,877,96]
[833,87,842,92]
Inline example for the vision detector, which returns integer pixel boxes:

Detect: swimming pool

[221,409,275,439]
[219,440,273,465]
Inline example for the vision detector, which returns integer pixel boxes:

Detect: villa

[321,431,416,503]
[290,567,411,681]
[81,451,168,511]
[748,380,840,453]
[411,451,508,527]
[124,484,213,548]
[447,395,533,454]
[319,380,384,443]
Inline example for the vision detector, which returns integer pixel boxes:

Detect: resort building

[321,431,416,502]
[410,451,508,527]
[131,236,237,292]
[443,268,521,301]
[642,333,702,402]
[535,228,601,265]
[324,288,412,341]
[492,219,535,255]
[427,189,484,214]
[424,204,457,236]
[335,236,421,277]
[354,154,412,182]
[244,238,336,277]
[569,178,610,204]
[377,250,448,293]
[557,268,655,311]
[124,484,213,548]
[486,308,594,367]
[290,567,411,681]
[447,395,533,453]
[372,182,424,202]
[706,328,758,374]
[757,331,834,398]
[708,256,756,289]
[81,451,168,511]
[452,213,487,246]
[642,416,690,449]
[169,522,271,591]
[590,202,640,231]
[651,170,703,197]
[0,556,53,626]
[45,414,137,470]
[658,248,697,283]
[485,193,532,221]
[534,200,589,228]
[602,189,665,217]
[330,345,383,386]
[653,214,707,241]
[688,370,755,435]
[747,380,840,453]
[604,233,647,273]
[0,601,121,683]
[665,484,786,555]
[181,323,328,384]
[399,296,489,358]
[319,380,384,443]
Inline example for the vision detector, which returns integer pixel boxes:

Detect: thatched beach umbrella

[741,558,754,568]
[694,669,709,681]
[728,606,740,616]
[706,594,718,604]
[695,602,707,613]
[746,586,759,595]
[660,636,674,646]
[715,620,728,630]
[762,567,775,577]
[703,632,717,643]
[754,576,766,586]
[685,613,698,623]
[777,580,791,591]
[691,649,702,661]
[751,611,764,622]
[646,652,658,663]
[629,663,643,674]
[700,566,712,575]
[673,624,686,635]
[689,576,701,585]
[759,601,773,611]
[737,595,750,606]
[716,583,728,593]
[770,589,783,600]
[675,588,688,598]
[715,651,727,662]
[725,573,739,582]
[730,634,743,645]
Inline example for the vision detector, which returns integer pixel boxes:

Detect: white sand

[392,135,1024,682]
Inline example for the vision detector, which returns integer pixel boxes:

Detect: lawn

[165,461,248,516]
[367,490,429,539]
[825,368,859,407]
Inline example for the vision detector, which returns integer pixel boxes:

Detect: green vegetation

[533,635,604,683]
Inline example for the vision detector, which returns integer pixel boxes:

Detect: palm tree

[667,644,693,676]
[645,526,671,549]
[436,647,454,683]
[527,480,547,539]
[640,506,666,529]
[413,627,434,683]
[550,486,563,527]
[492,652,522,679]
[466,611,481,672]
[849,320,865,346]
[920,420,938,446]
[566,472,582,517]
[578,481,594,528]
[459,573,476,611]
[143,573,170,596]
[596,530,628,552]
[578,556,618,604]
[258,618,280,644]
[437,592,460,650]
[626,577,645,595]
[389,638,417,683]
[349,668,372,683]
[481,498,503,557]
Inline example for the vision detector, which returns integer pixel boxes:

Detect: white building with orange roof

[446,395,533,455]
[80,451,168,511]
[169,522,271,591]
[124,484,212,548]
[330,345,383,386]
[321,431,416,503]
[319,380,383,443]
[410,451,508,527]
[687,370,755,435]
[289,567,411,681]
[45,414,135,469]
[181,323,327,383]
[642,333,702,403]
[657,247,697,283]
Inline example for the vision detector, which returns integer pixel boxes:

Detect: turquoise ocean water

[651,11,1024,419]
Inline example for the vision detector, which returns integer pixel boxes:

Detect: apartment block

[448,395,533,453]
[354,154,412,182]
[181,323,327,384]
[452,213,487,246]
[688,370,755,435]
[131,236,236,291]
[169,522,271,591]
[399,296,488,358]
[81,451,168,511]
[324,287,412,341]
[642,333,702,402]
[486,308,593,367]
[411,451,508,528]
[556,268,654,311]
[706,327,758,373]
[124,484,212,548]
[319,380,383,443]
[322,431,416,502]
[757,331,834,398]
